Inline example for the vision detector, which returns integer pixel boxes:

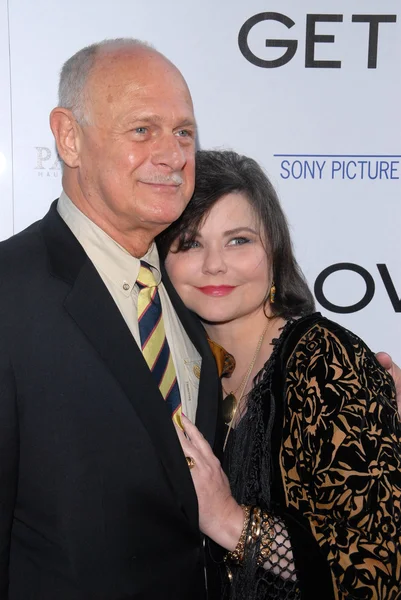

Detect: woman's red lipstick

[196,286,235,297]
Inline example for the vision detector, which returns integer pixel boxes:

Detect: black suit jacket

[0,201,220,600]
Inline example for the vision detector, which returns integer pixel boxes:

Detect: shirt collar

[57,191,162,295]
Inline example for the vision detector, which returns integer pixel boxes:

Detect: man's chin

[147,206,189,228]
[144,216,182,238]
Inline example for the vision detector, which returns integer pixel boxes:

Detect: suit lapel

[41,201,200,527]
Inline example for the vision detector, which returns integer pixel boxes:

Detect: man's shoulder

[0,198,61,257]
[0,218,46,277]
[0,218,41,245]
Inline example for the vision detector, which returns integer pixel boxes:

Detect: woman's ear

[49,107,82,168]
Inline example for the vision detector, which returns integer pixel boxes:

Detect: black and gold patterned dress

[222,313,401,600]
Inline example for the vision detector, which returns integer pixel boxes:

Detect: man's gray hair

[58,38,153,124]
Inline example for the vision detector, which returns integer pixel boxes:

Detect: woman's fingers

[174,420,188,443]
[181,414,212,454]
[174,422,204,469]
[174,422,194,455]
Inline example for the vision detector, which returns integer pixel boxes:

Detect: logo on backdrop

[274,154,400,181]
[35,147,61,178]
[314,263,400,314]
[239,12,397,68]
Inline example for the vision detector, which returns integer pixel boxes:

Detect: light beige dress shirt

[57,192,200,423]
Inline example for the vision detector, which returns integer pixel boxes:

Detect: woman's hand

[176,415,244,550]
[376,353,401,417]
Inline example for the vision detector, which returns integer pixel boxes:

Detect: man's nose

[151,134,187,171]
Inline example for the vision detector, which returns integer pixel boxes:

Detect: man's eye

[176,129,192,138]
[134,127,148,134]
[228,237,250,246]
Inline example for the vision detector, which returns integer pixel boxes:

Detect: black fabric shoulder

[278,312,381,375]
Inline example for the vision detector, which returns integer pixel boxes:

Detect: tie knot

[137,261,157,289]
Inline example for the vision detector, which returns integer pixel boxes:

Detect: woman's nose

[202,247,227,274]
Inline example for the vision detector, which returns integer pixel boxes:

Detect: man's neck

[62,183,157,258]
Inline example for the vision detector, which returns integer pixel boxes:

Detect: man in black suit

[0,38,220,599]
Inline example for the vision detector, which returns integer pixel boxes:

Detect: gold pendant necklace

[221,392,237,427]
[222,319,271,450]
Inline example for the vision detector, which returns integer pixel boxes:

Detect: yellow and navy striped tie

[137,261,182,428]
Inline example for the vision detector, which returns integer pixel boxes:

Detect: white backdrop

[1,0,400,360]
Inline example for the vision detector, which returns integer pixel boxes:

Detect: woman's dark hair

[157,150,315,319]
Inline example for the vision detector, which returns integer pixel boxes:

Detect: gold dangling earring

[270,282,276,304]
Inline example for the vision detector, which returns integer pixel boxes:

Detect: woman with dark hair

[158,150,401,600]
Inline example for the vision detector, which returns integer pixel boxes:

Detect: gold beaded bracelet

[224,504,251,565]
[247,506,262,546]
[225,506,275,572]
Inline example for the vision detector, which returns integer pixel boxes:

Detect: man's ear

[49,107,82,168]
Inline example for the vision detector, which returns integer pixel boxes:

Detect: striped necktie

[137,261,182,428]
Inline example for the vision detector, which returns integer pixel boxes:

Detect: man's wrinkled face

[76,49,196,237]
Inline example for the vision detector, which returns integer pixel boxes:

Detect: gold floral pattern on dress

[281,323,401,600]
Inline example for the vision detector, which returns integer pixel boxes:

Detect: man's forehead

[90,54,189,101]
[92,48,181,88]
[90,80,193,116]
[88,65,192,117]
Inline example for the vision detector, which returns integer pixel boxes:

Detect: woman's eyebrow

[223,227,258,236]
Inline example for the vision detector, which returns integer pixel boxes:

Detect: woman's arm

[282,323,401,600]
[176,416,298,581]
[175,415,244,550]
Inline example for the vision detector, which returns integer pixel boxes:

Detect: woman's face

[165,192,272,325]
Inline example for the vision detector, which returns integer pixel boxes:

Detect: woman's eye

[228,237,250,246]
[182,239,200,250]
